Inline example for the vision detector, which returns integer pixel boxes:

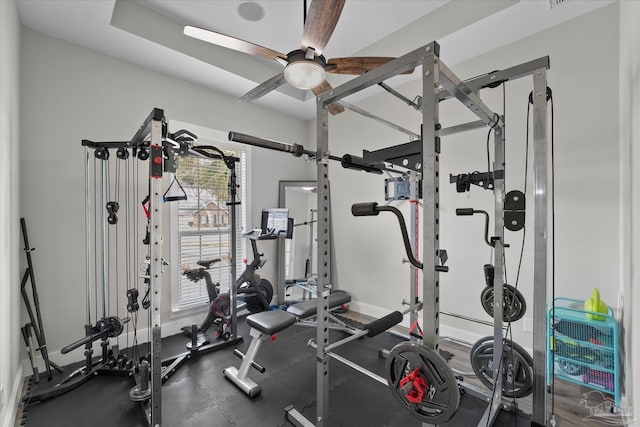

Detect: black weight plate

[107,316,124,337]
[386,342,460,424]
[480,284,527,322]
[260,278,274,304]
[245,278,274,314]
[470,337,533,398]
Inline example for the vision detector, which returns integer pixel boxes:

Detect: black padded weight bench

[223,310,295,397]
[224,292,352,397]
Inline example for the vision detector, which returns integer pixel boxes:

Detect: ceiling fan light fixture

[284,59,325,90]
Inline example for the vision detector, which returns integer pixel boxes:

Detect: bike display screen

[260,208,293,238]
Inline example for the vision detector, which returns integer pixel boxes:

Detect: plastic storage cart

[547,298,620,406]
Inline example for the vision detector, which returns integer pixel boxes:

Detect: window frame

[169,123,251,315]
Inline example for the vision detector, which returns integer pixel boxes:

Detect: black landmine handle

[456,208,492,247]
[365,311,404,337]
[351,202,423,270]
[455,208,474,216]
[351,202,379,217]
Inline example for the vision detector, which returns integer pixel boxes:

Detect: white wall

[19,28,312,365]
[0,1,23,426]
[314,4,620,349]
[618,0,640,420]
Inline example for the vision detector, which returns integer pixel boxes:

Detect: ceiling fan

[183,0,413,115]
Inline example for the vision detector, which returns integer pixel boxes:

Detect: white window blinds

[174,149,247,310]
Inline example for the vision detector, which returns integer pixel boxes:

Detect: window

[171,140,247,312]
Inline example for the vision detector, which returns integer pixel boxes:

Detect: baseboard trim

[346,300,533,354]
[2,364,23,427]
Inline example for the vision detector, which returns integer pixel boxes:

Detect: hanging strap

[141,195,151,220]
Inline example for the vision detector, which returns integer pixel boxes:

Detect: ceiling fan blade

[312,80,345,115]
[239,73,288,102]
[327,57,415,75]
[184,25,287,62]
[301,0,346,56]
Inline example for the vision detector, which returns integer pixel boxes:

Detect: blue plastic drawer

[547,298,620,406]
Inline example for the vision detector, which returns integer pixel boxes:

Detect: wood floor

[338,310,620,427]
[439,338,592,426]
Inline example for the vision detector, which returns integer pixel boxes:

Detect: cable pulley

[94,147,109,160]
[137,147,149,160]
[106,201,119,225]
[116,147,130,160]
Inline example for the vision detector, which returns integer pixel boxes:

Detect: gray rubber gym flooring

[21,318,529,426]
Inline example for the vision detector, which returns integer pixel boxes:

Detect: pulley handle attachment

[141,195,151,220]
[163,176,187,202]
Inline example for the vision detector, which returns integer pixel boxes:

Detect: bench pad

[287,292,351,319]
[246,310,296,335]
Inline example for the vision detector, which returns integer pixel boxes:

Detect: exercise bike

[181,229,274,344]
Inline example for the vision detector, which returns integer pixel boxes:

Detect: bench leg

[238,328,264,378]
[223,328,264,398]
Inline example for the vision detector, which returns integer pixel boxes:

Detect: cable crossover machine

[24,109,254,427]
[228,40,553,427]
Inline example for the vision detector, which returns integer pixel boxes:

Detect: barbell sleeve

[228,132,312,157]
[60,328,109,354]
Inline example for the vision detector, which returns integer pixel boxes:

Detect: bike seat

[197,259,221,269]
